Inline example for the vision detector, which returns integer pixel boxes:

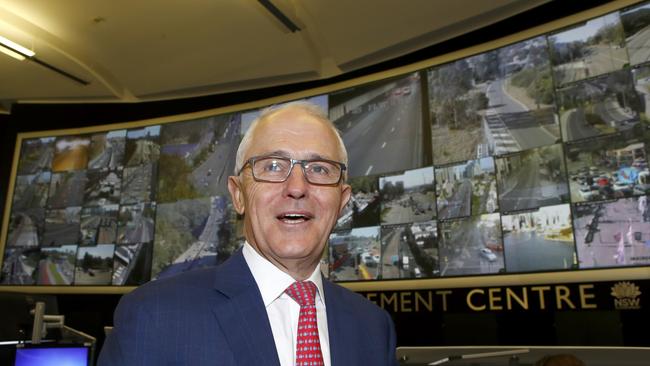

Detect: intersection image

[573,196,650,268]
[438,213,504,276]
[496,144,569,212]
[329,226,381,281]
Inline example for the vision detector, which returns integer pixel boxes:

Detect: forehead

[248,109,341,159]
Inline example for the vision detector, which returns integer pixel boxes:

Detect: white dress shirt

[242,242,331,366]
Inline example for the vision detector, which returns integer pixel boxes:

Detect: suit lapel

[210,251,281,366]
[324,279,358,365]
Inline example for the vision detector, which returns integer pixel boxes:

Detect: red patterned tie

[285,281,324,366]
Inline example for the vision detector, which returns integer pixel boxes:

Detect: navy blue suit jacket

[98,249,397,365]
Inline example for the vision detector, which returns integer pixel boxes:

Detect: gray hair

[234,100,349,178]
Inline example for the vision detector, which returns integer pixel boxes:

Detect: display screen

[14,346,88,366]
[3,1,650,287]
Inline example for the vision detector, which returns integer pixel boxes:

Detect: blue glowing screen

[14,347,88,366]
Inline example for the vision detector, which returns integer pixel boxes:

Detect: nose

[283,162,309,199]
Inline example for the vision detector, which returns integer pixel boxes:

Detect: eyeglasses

[239,155,346,185]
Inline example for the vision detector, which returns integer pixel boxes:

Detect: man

[98,101,398,365]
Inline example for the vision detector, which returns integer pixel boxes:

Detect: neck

[273,256,319,281]
[249,245,319,281]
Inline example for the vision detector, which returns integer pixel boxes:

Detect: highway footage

[5,1,650,286]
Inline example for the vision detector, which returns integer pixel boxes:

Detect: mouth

[276,212,313,224]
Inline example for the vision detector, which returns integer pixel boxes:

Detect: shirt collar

[242,241,326,307]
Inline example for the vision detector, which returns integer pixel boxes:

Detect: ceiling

[0,0,551,113]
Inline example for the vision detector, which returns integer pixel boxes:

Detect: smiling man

[98,101,398,366]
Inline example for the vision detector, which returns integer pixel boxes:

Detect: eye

[263,159,286,172]
[307,162,331,175]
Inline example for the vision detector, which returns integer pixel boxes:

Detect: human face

[228,108,351,278]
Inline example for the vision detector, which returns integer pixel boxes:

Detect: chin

[272,236,323,256]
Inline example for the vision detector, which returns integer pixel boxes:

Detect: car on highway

[362,253,378,267]
[578,185,598,201]
[479,247,497,262]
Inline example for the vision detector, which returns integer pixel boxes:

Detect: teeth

[281,214,307,220]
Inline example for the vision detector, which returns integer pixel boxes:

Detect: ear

[338,183,352,215]
[228,175,246,214]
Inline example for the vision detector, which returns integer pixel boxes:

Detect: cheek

[245,184,276,217]
[314,190,344,220]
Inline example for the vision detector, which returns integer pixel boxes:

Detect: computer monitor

[14,345,89,366]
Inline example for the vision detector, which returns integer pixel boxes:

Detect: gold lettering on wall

[467,289,486,311]
[436,290,451,312]
[531,286,551,310]
[579,284,597,309]
[415,291,433,312]
[381,292,399,312]
[400,292,413,312]
[506,287,529,310]
[488,288,503,310]
[555,285,576,309]
[363,282,601,313]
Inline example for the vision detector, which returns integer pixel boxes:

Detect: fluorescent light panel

[0,35,35,57]
[0,44,25,60]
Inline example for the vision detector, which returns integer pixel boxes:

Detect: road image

[112,243,152,285]
[502,204,576,272]
[84,169,122,206]
[125,126,161,167]
[331,73,426,177]
[12,171,50,211]
[436,158,496,219]
[42,207,81,246]
[485,36,560,154]
[37,246,77,285]
[485,79,558,154]
[117,203,156,244]
[153,196,241,279]
[190,115,240,197]
[329,226,381,281]
[620,3,650,66]
[632,65,650,119]
[496,144,569,213]
[380,222,438,280]
[438,213,503,276]
[74,244,114,285]
[557,71,640,142]
[379,167,435,225]
[573,196,650,268]
[6,208,44,249]
[88,130,126,169]
[550,13,628,86]
[158,114,240,202]
[1,248,39,284]
[47,171,87,208]
[158,196,231,279]
[80,205,118,245]
[51,137,90,172]
[121,163,156,205]
[17,137,55,174]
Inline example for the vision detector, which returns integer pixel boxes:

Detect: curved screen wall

[2,0,650,292]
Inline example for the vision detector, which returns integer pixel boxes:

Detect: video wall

[3,1,650,287]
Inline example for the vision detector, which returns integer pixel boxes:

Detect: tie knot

[285,281,317,306]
